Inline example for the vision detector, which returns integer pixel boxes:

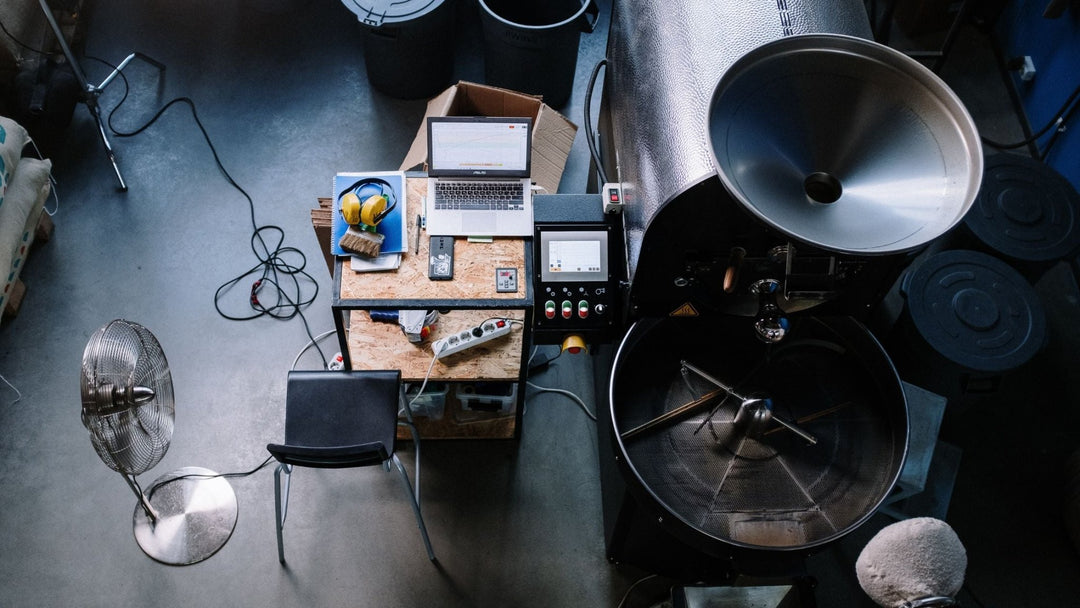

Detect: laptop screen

[427,117,532,178]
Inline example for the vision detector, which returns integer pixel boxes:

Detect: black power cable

[91,57,328,368]
[583,58,609,187]
[147,455,276,497]
[1,17,306,478]
[0,15,44,54]
[981,82,1080,160]
[1040,86,1080,161]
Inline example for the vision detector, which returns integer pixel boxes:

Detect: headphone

[337,177,398,227]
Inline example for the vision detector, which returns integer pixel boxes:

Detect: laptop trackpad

[461,212,497,234]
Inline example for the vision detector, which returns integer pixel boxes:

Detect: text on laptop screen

[429,120,530,175]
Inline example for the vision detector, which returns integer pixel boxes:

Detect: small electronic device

[496,268,518,293]
[428,236,454,280]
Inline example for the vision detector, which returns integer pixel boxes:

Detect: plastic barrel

[953,153,1080,282]
[342,0,457,99]
[477,0,599,108]
[890,249,1047,403]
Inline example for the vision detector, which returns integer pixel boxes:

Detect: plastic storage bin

[342,0,457,99]
[402,381,448,419]
[890,249,1047,403]
[455,382,517,413]
[477,0,598,107]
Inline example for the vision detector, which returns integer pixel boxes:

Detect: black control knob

[594,304,607,315]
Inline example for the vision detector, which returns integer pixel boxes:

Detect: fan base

[133,466,238,565]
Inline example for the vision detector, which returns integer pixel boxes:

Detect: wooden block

[34,211,54,244]
[3,279,26,319]
[311,207,334,277]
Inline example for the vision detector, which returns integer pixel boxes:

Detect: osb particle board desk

[331,175,534,439]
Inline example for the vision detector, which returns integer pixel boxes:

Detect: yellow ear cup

[340,192,361,225]
[360,194,389,227]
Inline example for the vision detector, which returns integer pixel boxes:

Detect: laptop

[424,116,535,237]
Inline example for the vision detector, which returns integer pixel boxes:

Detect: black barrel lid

[341,0,446,27]
[965,153,1080,263]
[903,249,1046,373]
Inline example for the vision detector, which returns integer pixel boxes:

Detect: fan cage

[80,320,175,476]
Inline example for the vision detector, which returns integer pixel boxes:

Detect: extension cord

[432,319,513,359]
[327,352,345,371]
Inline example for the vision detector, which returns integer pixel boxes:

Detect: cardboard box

[399,81,578,195]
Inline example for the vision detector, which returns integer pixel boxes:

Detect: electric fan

[80,319,237,565]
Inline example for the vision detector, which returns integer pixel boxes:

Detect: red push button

[561,300,573,319]
[561,334,587,355]
[578,300,589,319]
[545,301,556,319]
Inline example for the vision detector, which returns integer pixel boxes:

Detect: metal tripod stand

[37,0,165,191]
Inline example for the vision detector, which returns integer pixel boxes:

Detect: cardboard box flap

[455,81,542,117]
[400,85,460,174]
[532,105,578,195]
[399,81,577,194]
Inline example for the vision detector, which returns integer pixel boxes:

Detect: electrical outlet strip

[432,318,513,359]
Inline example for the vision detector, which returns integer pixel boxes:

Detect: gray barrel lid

[965,153,1080,263]
[903,249,1046,373]
[341,0,446,27]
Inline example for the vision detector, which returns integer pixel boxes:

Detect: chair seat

[266,441,388,469]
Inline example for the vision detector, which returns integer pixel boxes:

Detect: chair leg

[398,420,423,504]
[392,453,436,561]
[274,463,292,564]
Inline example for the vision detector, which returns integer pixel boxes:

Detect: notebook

[424,116,534,237]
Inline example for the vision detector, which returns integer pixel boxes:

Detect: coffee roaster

[590,0,983,586]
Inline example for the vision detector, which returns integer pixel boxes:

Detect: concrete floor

[1,0,1078,606]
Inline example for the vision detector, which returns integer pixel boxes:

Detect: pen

[415,214,421,255]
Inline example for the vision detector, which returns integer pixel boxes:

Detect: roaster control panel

[533,223,619,343]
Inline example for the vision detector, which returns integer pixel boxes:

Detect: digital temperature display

[540,230,609,283]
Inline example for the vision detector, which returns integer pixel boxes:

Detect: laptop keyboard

[433,181,526,210]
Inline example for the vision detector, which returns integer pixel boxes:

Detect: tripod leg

[96,53,139,91]
[96,52,167,91]
[39,0,128,190]
[38,0,90,88]
[85,97,127,191]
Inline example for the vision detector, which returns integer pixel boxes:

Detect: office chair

[267,369,435,564]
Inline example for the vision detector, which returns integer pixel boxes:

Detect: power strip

[432,318,513,359]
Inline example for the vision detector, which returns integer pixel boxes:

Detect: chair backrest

[267,370,402,469]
